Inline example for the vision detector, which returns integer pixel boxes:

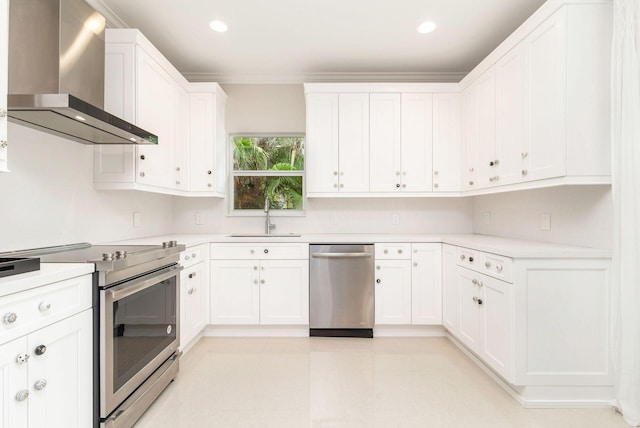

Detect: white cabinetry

[305,93,339,193]
[210,243,309,325]
[370,93,434,193]
[374,243,442,326]
[0,0,8,173]
[432,94,461,192]
[339,94,370,192]
[179,244,209,351]
[95,29,227,197]
[0,274,93,428]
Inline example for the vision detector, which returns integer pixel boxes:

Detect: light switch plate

[133,212,141,228]
[392,214,400,225]
[195,212,204,225]
[541,213,551,231]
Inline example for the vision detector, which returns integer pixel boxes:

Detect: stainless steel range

[6,241,185,428]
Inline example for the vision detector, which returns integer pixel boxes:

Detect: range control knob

[115,250,127,259]
[162,241,170,248]
[102,253,114,261]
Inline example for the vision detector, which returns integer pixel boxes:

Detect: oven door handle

[108,265,181,302]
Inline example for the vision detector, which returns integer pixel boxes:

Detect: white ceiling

[89,0,547,83]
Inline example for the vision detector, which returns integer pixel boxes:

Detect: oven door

[100,263,180,418]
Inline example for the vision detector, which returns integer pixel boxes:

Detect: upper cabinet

[305,84,457,197]
[0,0,8,173]
[94,29,227,197]
[460,1,612,193]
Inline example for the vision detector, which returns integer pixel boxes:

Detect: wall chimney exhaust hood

[7,0,157,145]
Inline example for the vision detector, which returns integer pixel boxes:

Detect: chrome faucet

[264,197,276,234]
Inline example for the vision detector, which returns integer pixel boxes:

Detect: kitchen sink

[227,233,302,238]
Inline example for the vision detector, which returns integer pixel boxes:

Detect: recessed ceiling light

[209,20,228,32]
[417,21,437,34]
[75,115,86,121]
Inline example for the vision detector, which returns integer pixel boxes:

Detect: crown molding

[182,71,467,84]
[84,0,129,28]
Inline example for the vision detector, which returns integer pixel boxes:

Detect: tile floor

[134,337,627,428]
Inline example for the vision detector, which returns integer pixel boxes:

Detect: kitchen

[0,0,637,427]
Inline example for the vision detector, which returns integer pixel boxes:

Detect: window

[230,135,305,214]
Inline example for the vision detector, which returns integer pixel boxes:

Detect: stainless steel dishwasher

[309,244,374,338]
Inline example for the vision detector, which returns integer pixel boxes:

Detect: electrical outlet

[541,213,551,231]
[483,212,491,225]
[195,212,204,225]
[133,212,141,228]
[392,214,400,225]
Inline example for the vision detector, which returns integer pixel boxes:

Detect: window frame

[227,133,306,217]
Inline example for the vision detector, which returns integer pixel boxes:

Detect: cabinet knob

[473,296,478,302]
[397,249,403,254]
[334,184,338,188]
[376,265,380,270]
[260,279,265,284]
[185,255,191,260]
[188,272,196,279]
[472,278,478,285]
[384,249,388,254]
[376,279,381,284]
[254,279,258,284]
[264,249,269,254]
[16,353,30,364]
[434,183,439,188]
[140,172,145,178]
[402,184,406,188]
[192,253,197,258]
[413,262,418,267]
[521,152,528,158]
[477,298,483,305]
[468,256,474,262]
[0,140,7,149]
[396,171,401,176]
[333,171,338,176]
[469,167,474,172]
[0,108,6,118]
[253,265,258,270]
[339,184,344,188]
[403,171,407,176]
[176,180,181,185]
[460,255,465,261]
[39,301,51,312]
[140,155,145,160]
[207,170,212,175]
[469,181,474,186]
[207,183,212,188]
[4,312,17,324]
[35,345,47,356]
[15,390,29,402]
[250,249,255,254]
[34,379,47,391]
[396,184,401,188]
[478,281,484,287]
[496,265,503,273]
[485,261,491,268]
[522,169,528,176]
[434,171,439,175]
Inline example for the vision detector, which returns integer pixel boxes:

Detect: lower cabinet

[0,309,93,428]
[179,244,210,350]
[374,243,442,326]
[210,258,309,325]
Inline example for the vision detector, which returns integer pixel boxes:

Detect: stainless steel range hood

[7,0,157,145]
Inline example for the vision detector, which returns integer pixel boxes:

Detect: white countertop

[105,233,611,259]
[0,263,94,297]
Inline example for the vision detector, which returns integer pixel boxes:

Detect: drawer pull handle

[397,249,403,254]
[16,353,30,364]
[473,296,478,302]
[384,249,388,254]
[39,302,51,312]
[477,298,483,305]
[34,379,47,391]
[35,345,47,356]
[376,279,381,284]
[264,249,269,254]
[459,255,465,261]
[468,257,474,263]
[485,261,491,268]
[192,253,197,258]
[496,265,503,273]
[185,255,191,260]
[4,312,17,324]
[188,272,197,279]
[15,390,29,402]
[472,279,478,285]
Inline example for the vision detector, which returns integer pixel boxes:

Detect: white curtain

[611,0,640,426]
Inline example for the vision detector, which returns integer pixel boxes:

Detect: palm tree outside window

[230,135,304,213]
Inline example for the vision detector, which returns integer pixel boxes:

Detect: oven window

[112,278,177,391]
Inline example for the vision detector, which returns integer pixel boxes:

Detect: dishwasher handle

[311,252,373,259]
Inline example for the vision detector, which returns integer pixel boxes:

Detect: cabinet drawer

[456,247,512,282]
[0,274,92,345]
[375,243,411,260]
[181,244,209,268]
[210,243,309,260]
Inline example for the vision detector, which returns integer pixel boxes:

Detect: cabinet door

[95,42,136,183]
[181,263,207,347]
[369,93,401,193]
[441,244,459,333]
[136,48,175,188]
[375,260,412,325]
[172,85,190,191]
[477,67,497,188]
[457,267,481,352]
[411,244,442,325]
[525,8,567,181]
[306,93,339,193]
[461,85,479,191]
[210,260,259,324]
[189,92,216,191]
[0,0,8,173]
[259,260,309,325]
[338,93,370,192]
[401,93,433,192]
[0,338,28,428]
[432,94,461,191]
[27,310,92,428]
[496,43,527,185]
[479,275,512,382]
